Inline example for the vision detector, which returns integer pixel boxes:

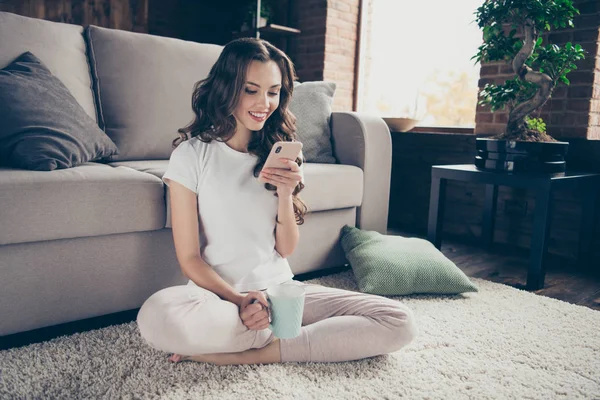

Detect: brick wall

[289,0,361,112]
[475,0,600,140]
[323,0,360,111]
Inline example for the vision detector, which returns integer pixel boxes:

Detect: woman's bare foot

[167,338,281,366]
[168,354,188,363]
[168,352,242,365]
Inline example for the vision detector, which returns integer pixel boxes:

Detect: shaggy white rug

[1,270,599,399]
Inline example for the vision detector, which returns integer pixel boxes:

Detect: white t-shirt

[162,136,298,292]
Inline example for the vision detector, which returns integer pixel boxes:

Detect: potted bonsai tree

[473,0,586,173]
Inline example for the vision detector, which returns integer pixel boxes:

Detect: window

[357,0,484,128]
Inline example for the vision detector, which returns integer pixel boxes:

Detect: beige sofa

[0,11,392,337]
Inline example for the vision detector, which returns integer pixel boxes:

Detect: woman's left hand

[259,158,302,198]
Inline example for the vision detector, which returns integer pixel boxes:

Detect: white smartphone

[262,141,303,171]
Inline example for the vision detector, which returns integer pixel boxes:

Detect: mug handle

[252,295,274,331]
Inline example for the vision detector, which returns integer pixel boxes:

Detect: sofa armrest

[330,112,391,234]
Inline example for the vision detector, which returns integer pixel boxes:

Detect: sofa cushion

[0,164,166,245]
[110,161,363,228]
[290,81,337,164]
[0,52,119,171]
[0,12,98,122]
[107,160,168,180]
[85,26,223,161]
[299,163,363,212]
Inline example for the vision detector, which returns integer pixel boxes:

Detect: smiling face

[232,60,282,137]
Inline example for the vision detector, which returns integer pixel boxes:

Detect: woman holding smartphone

[136,37,416,365]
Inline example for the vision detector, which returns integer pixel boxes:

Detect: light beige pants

[136,279,416,363]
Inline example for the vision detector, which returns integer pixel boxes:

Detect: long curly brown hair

[172,37,307,224]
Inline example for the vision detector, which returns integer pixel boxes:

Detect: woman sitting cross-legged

[136,37,416,365]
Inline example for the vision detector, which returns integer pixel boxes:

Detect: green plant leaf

[536,37,543,47]
[525,116,547,134]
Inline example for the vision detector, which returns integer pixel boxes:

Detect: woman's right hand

[238,291,270,331]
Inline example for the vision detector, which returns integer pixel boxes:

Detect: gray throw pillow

[340,225,479,295]
[0,52,119,171]
[289,81,337,164]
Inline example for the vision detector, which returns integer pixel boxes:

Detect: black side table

[427,164,600,290]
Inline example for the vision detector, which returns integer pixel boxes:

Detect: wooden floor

[390,230,600,312]
[2,234,599,351]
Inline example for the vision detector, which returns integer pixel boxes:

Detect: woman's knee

[136,285,223,354]
[393,303,418,350]
[137,286,185,352]
[385,303,417,351]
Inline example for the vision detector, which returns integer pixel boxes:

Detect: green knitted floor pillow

[340,225,478,295]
